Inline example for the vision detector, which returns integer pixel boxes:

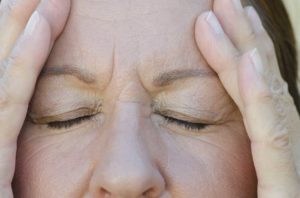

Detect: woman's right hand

[0,0,70,197]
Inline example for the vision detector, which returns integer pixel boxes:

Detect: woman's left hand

[195,0,300,197]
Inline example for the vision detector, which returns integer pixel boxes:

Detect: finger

[213,0,280,76]
[0,0,71,191]
[36,0,71,40]
[213,0,254,52]
[244,6,281,76]
[0,0,40,59]
[196,2,300,196]
[239,50,300,197]
[0,12,51,177]
[0,0,71,140]
[0,0,70,60]
[195,11,243,110]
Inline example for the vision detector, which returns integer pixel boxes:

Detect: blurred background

[283,1,300,90]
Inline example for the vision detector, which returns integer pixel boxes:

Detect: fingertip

[194,11,211,50]
[23,11,41,36]
[195,11,211,35]
[37,0,71,39]
[195,11,225,48]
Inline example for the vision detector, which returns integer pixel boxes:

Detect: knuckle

[254,75,290,106]
[270,76,288,96]
[267,122,291,150]
[213,51,240,75]
[254,86,273,104]
[1,0,19,17]
[260,86,293,150]
[242,29,257,46]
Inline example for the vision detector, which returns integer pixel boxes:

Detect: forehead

[46,0,212,83]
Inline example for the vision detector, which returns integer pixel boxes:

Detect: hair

[247,0,300,113]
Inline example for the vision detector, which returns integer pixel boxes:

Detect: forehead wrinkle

[74,0,180,21]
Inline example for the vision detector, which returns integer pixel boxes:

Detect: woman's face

[13,0,257,197]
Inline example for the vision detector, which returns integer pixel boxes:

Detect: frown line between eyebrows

[40,65,97,84]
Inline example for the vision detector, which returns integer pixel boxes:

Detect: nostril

[143,185,164,198]
[142,188,152,197]
[88,134,166,198]
[143,188,155,197]
[98,188,111,197]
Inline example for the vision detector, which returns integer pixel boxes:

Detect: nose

[88,103,165,198]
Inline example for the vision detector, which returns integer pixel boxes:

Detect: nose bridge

[88,102,165,197]
[105,101,154,173]
[112,100,146,134]
[107,101,149,163]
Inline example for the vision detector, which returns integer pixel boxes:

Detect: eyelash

[47,114,208,131]
[162,115,208,130]
[47,115,94,129]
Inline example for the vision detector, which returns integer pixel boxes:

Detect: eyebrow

[40,66,215,87]
[40,65,97,84]
[152,68,216,87]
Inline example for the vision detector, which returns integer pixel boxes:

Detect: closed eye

[45,114,208,131]
[162,115,209,130]
[47,114,95,129]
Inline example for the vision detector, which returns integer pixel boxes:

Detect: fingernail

[246,6,264,32]
[206,11,224,34]
[250,48,263,74]
[24,11,40,35]
[232,0,244,13]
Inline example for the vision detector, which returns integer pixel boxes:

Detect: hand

[195,0,300,197]
[0,0,70,197]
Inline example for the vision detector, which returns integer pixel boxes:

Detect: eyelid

[162,115,209,131]
[29,107,101,124]
[47,114,96,130]
[158,110,212,124]
[152,101,221,124]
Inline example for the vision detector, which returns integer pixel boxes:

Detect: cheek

[159,123,257,197]
[13,120,257,197]
[12,124,99,198]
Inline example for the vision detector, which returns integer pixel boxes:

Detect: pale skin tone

[0,0,299,197]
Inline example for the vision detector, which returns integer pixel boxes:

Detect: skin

[0,0,299,197]
[14,0,257,197]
